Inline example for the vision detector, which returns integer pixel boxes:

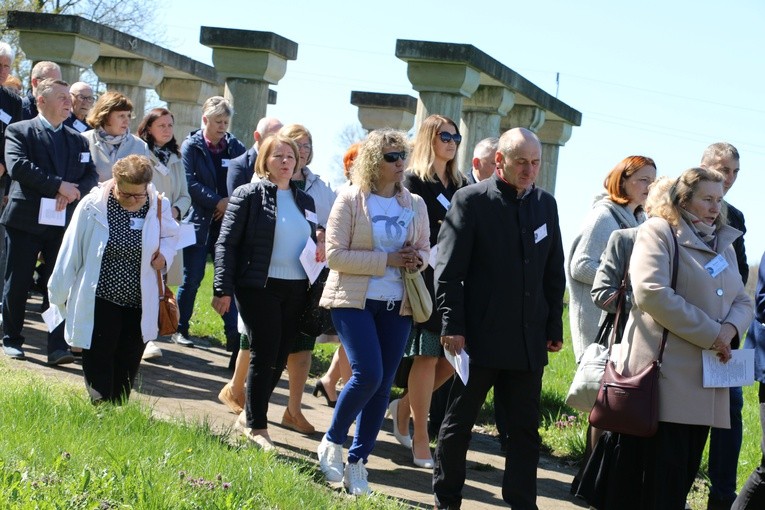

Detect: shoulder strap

[155,196,164,294]
[656,232,679,364]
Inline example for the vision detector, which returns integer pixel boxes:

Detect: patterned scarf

[96,129,130,162]
[680,208,717,248]
[153,145,173,166]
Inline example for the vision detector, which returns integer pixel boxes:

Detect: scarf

[153,145,173,166]
[96,129,130,162]
[680,208,717,248]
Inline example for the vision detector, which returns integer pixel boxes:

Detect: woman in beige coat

[316,129,429,496]
[613,167,753,509]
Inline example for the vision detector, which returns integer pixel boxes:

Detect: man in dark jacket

[701,142,747,510]
[226,116,282,194]
[433,127,565,510]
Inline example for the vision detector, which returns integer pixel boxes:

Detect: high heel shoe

[387,399,412,448]
[312,380,337,408]
[412,445,434,469]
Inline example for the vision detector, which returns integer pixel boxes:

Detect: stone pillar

[92,57,164,131]
[15,32,100,84]
[458,86,514,177]
[156,78,222,141]
[403,62,481,132]
[350,92,417,132]
[536,121,573,195]
[500,105,546,133]
[200,27,297,144]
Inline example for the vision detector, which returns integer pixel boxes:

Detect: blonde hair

[408,114,461,185]
[254,134,300,180]
[649,167,726,227]
[279,123,313,166]
[201,96,233,119]
[112,154,153,184]
[351,129,409,193]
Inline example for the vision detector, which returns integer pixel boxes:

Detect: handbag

[565,264,629,412]
[299,266,334,337]
[155,197,179,336]
[401,201,432,324]
[588,233,679,437]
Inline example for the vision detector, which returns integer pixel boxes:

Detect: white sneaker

[343,461,370,496]
[142,341,163,360]
[317,435,344,483]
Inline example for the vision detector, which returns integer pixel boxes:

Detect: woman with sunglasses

[48,155,179,404]
[317,129,429,495]
[391,114,467,468]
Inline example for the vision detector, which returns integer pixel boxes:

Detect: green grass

[0,364,407,509]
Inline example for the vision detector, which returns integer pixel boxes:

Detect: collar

[204,134,227,154]
[38,113,63,132]
[494,168,533,198]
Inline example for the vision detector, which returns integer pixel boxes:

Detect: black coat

[0,87,22,192]
[403,170,467,332]
[226,146,256,195]
[213,179,317,296]
[435,175,565,371]
[725,200,747,285]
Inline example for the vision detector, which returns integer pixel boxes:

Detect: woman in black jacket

[212,134,320,450]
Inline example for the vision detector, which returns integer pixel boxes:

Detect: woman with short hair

[48,154,179,404]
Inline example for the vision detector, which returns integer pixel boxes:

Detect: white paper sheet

[299,237,326,284]
[176,223,197,250]
[42,304,64,332]
[702,349,755,388]
[38,198,66,226]
[444,347,470,385]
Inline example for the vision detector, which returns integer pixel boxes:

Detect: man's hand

[547,340,563,352]
[212,295,231,315]
[213,198,228,221]
[54,193,68,211]
[58,181,80,202]
[441,334,465,355]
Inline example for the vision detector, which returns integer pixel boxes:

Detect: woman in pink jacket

[316,129,429,496]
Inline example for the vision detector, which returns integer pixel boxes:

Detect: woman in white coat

[48,155,179,404]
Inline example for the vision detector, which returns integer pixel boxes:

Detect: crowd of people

[2,43,765,510]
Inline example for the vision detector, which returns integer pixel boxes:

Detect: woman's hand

[711,323,736,363]
[315,241,326,263]
[387,242,422,270]
[151,252,166,271]
[212,295,231,315]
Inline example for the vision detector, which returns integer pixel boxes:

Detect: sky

[157,0,765,263]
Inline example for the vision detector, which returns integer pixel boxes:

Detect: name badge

[534,223,548,244]
[221,159,230,168]
[80,152,91,163]
[436,193,451,210]
[72,119,88,132]
[705,254,729,278]
[0,109,10,125]
[305,210,318,224]
[398,208,415,229]
[129,218,145,230]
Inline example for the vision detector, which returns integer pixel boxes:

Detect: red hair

[604,155,656,205]
[343,142,361,180]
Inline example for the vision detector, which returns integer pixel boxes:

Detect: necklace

[371,193,396,216]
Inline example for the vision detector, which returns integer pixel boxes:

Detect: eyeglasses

[72,93,97,104]
[115,186,148,200]
[438,132,462,144]
[297,143,312,151]
[382,151,407,163]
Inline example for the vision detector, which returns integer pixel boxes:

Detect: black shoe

[47,349,75,366]
[707,496,735,510]
[312,380,337,408]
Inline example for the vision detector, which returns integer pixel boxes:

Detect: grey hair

[201,96,233,119]
[473,137,499,159]
[0,42,14,61]
[36,78,69,99]
[700,142,739,167]
[31,61,61,80]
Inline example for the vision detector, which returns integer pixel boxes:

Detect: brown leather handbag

[588,233,678,438]
[155,197,179,336]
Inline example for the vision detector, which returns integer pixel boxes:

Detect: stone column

[92,57,164,131]
[500,105,546,133]
[15,32,100,84]
[402,61,481,132]
[156,78,222,141]
[350,92,417,132]
[200,27,297,144]
[458,86,514,177]
[536,120,573,195]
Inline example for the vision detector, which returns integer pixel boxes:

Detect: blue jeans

[709,385,744,503]
[327,301,412,464]
[176,231,238,338]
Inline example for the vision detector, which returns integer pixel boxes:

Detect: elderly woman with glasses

[83,91,151,182]
[48,154,179,404]
[390,114,467,468]
[317,129,429,495]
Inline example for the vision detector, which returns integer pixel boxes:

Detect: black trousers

[82,298,145,404]
[2,225,67,353]
[433,365,543,510]
[236,279,307,430]
[732,382,765,510]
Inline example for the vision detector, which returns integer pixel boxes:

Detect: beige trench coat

[616,217,753,428]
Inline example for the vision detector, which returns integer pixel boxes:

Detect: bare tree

[328,123,367,186]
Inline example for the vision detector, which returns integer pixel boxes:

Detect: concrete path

[7,297,587,509]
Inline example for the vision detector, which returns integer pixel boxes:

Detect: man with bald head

[63,82,95,133]
[227,116,282,193]
[433,127,565,509]
[21,61,61,120]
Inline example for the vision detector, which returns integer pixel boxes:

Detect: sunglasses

[382,151,407,163]
[438,132,462,144]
